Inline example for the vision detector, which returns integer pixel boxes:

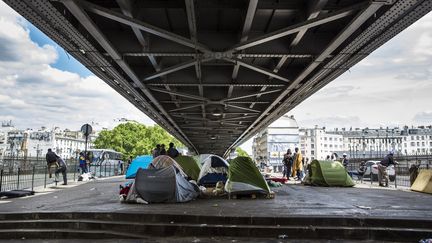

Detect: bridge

[5,0,431,156]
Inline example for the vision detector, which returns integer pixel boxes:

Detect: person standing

[282,149,293,180]
[55,157,68,185]
[292,147,303,181]
[378,151,397,187]
[152,144,161,158]
[46,148,59,178]
[341,153,349,168]
[78,152,87,174]
[167,142,179,158]
[160,144,167,155]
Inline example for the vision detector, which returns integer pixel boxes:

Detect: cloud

[0,2,154,130]
[413,112,432,124]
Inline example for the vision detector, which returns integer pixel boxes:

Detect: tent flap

[175,155,201,181]
[225,156,271,194]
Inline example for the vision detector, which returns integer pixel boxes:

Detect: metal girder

[61,0,197,152]
[150,87,209,101]
[250,0,327,109]
[229,0,258,98]
[229,2,365,51]
[223,89,281,102]
[225,58,290,82]
[143,59,199,81]
[147,83,285,87]
[77,0,211,52]
[169,104,203,112]
[291,0,329,46]
[225,104,260,113]
[225,1,386,157]
[121,52,313,58]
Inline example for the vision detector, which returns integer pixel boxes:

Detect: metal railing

[346,154,431,188]
[0,156,121,192]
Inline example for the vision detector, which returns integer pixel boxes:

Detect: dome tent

[304,160,354,187]
[198,154,229,186]
[125,155,152,179]
[225,156,271,195]
[175,155,201,181]
[149,155,187,178]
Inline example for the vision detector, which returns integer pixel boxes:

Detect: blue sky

[0,2,431,154]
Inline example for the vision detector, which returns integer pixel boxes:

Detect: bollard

[73,159,77,182]
[394,164,397,188]
[0,169,3,192]
[104,163,107,177]
[31,166,35,191]
[44,165,47,189]
[17,168,21,190]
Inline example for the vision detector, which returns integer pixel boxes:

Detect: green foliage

[93,122,183,160]
[236,147,250,158]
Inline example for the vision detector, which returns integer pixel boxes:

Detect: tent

[225,156,271,195]
[149,155,188,178]
[197,154,212,165]
[125,155,152,179]
[411,169,432,194]
[134,166,199,203]
[304,160,354,187]
[175,155,201,181]
[198,155,229,186]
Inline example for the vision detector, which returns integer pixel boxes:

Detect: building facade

[299,126,344,161]
[1,124,93,160]
[252,115,299,173]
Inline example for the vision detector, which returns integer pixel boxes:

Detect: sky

[0,2,431,154]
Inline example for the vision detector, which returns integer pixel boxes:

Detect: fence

[0,155,121,192]
[346,153,431,188]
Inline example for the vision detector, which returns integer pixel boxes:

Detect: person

[55,157,67,185]
[125,156,132,173]
[152,144,161,158]
[326,155,330,160]
[78,152,87,174]
[378,151,398,187]
[357,161,367,180]
[409,163,419,185]
[282,149,293,180]
[292,147,303,181]
[160,144,167,155]
[342,153,349,168]
[46,148,59,178]
[167,142,179,158]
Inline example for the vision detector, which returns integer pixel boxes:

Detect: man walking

[378,151,397,187]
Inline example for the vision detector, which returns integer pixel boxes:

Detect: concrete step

[0,213,431,241]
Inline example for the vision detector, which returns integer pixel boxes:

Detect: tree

[93,122,183,159]
[236,147,250,158]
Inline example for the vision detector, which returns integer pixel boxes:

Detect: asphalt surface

[0,177,431,219]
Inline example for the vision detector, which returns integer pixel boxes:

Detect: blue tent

[125,155,153,179]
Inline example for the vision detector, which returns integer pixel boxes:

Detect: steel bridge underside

[5,0,431,156]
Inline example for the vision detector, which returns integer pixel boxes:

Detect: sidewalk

[0,177,430,219]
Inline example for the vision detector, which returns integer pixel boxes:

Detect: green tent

[305,160,354,187]
[225,156,271,194]
[175,155,201,181]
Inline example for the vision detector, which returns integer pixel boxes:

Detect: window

[329,137,333,141]
[404,143,407,147]
[417,142,420,146]
[311,144,315,148]
[311,151,315,155]
[324,137,327,141]
[422,136,425,140]
[329,144,333,148]
[430,142,432,146]
[324,144,328,147]
[340,138,342,142]
[411,142,415,146]
[411,136,414,140]
[416,136,420,140]
[404,137,407,141]
[422,142,425,146]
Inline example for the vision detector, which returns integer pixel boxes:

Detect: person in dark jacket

[160,144,167,155]
[167,142,179,158]
[55,157,67,185]
[152,144,161,158]
[282,149,293,180]
[46,148,59,178]
[378,151,398,187]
